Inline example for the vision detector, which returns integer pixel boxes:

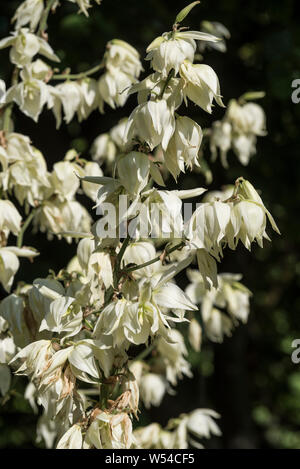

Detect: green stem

[134,342,156,362]
[113,234,131,287]
[159,69,175,99]
[124,241,185,273]
[17,209,37,248]
[3,104,13,132]
[52,63,104,81]
[38,0,57,36]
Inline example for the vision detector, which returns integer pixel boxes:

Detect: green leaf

[175,1,200,24]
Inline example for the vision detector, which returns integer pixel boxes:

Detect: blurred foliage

[0,0,300,449]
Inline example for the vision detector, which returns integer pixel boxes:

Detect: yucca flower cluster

[0,0,279,449]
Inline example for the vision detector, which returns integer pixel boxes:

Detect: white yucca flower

[0,200,22,237]
[157,329,192,385]
[50,160,84,201]
[93,268,196,348]
[105,39,142,78]
[226,179,280,250]
[84,412,133,449]
[164,115,202,180]
[81,161,103,201]
[146,34,196,78]
[0,246,38,292]
[57,424,83,449]
[52,79,99,126]
[210,120,232,168]
[124,99,175,150]
[10,339,53,380]
[227,100,266,136]
[180,60,224,113]
[185,200,231,257]
[139,373,168,408]
[98,69,136,110]
[0,28,59,68]
[6,66,54,122]
[123,241,157,278]
[0,132,34,166]
[133,423,162,449]
[4,147,50,206]
[186,269,251,342]
[173,408,221,449]
[34,199,91,241]
[231,133,256,166]
[146,30,220,78]
[186,408,221,441]
[12,0,44,31]
[91,133,117,166]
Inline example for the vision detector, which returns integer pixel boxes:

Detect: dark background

[0,0,300,449]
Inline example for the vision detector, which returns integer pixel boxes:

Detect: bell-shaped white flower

[157,329,192,385]
[81,162,103,201]
[186,408,221,440]
[98,69,136,110]
[39,296,83,338]
[140,373,168,408]
[77,78,99,122]
[57,424,83,449]
[185,200,231,255]
[180,60,224,113]
[5,147,50,206]
[84,411,133,449]
[105,39,142,78]
[11,339,53,380]
[117,151,150,196]
[6,66,53,122]
[12,0,44,31]
[0,335,16,364]
[0,246,38,292]
[164,116,202,180]
[209,120,232,168]
[228,200,266,250]
[0,28,59,68]
[91,133,117,166]
[50,160,83,201]
[124,99,175,151]
[146,29,220,78]
[0,200,22,236]
[232,134,256,166]
[109,118,129,150]
[52,81,82,126]
[123,241,157,278]
[227,100,266,136]
[34,199,91,241]
[146,34,196,78]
